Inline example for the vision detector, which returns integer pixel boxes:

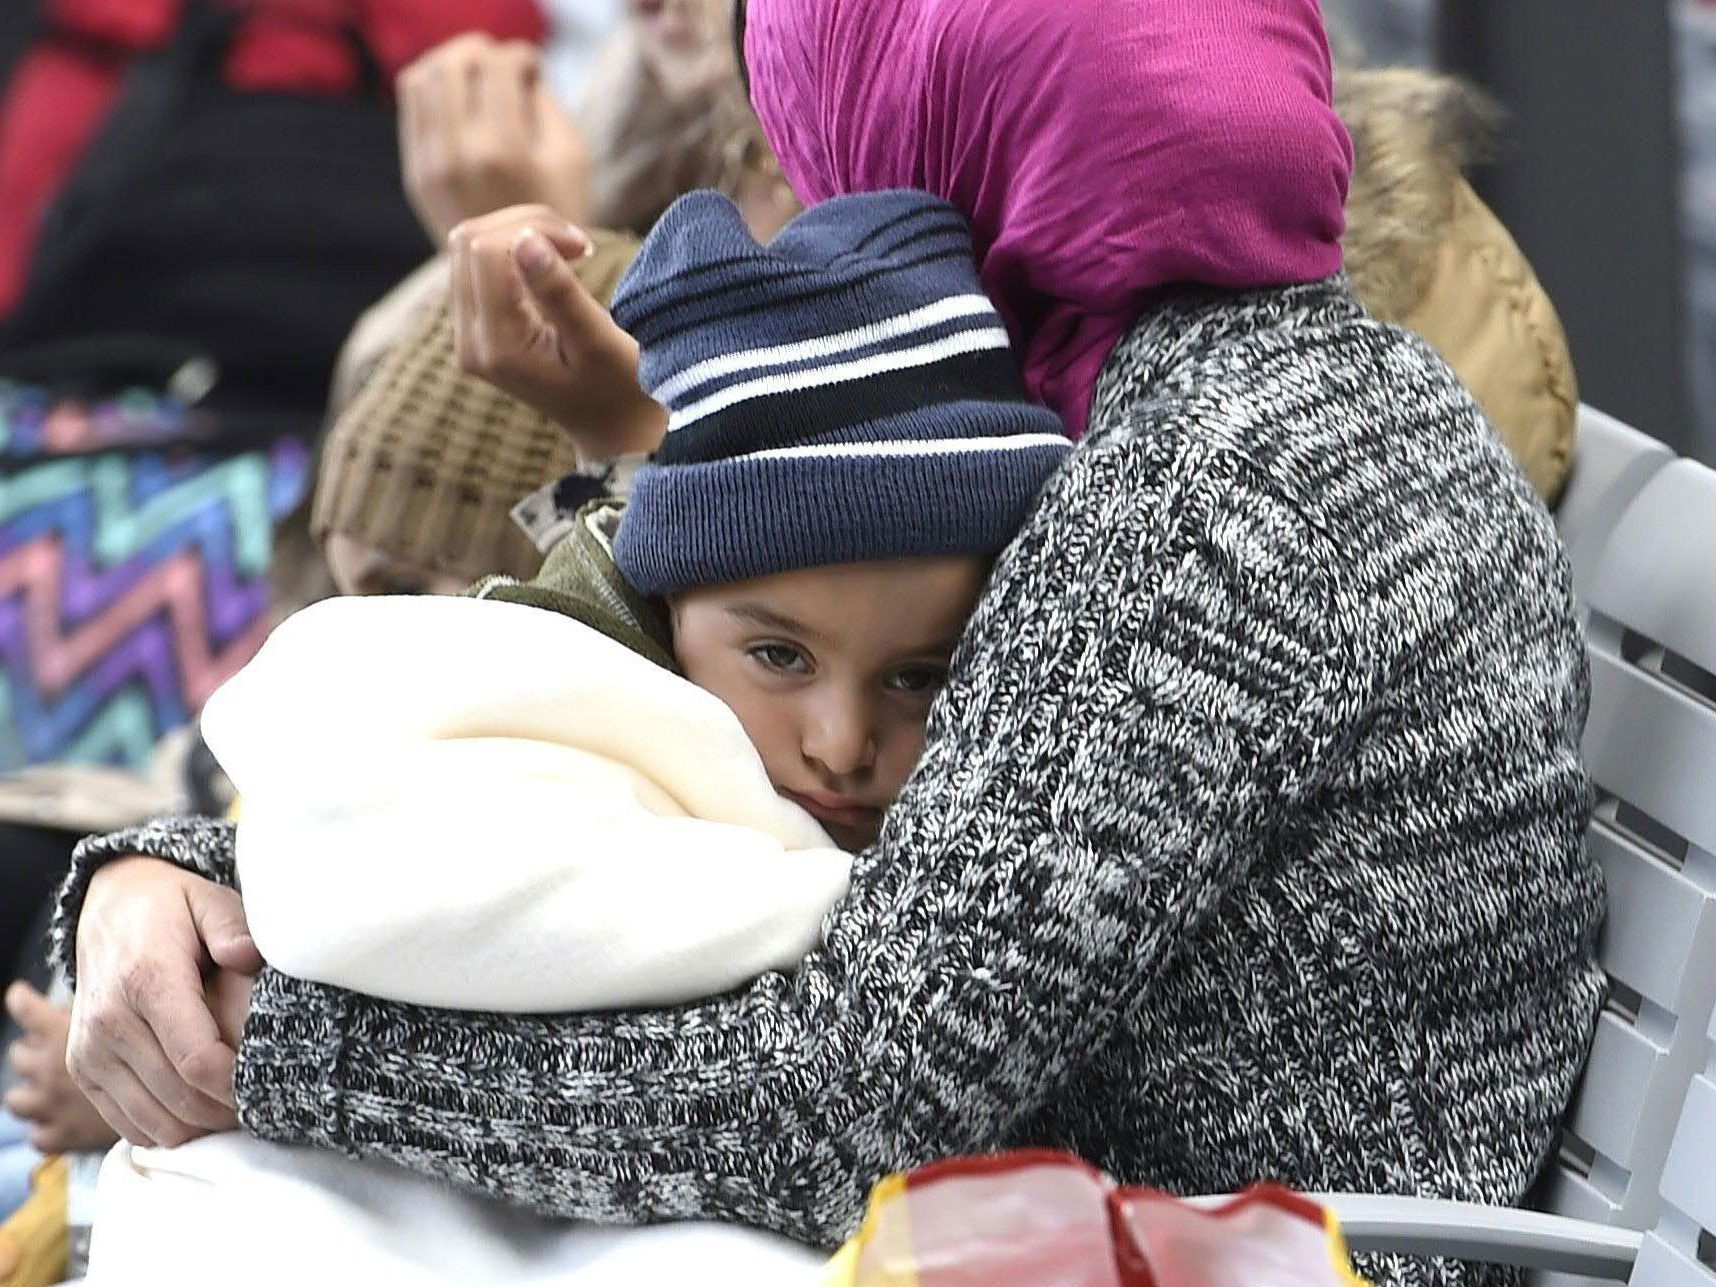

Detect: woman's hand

[65,858,261,1148]
[449,204,669,460]
[205,968,254,1056]
[399,34,592,244]
[3,983,120,1155]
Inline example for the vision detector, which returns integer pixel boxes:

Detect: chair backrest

[1534,458,1716,1241]
[1627,1005,1716,1287]
[1554,407,1676,599]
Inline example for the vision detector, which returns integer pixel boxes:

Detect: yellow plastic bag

[0,1155,68,1287]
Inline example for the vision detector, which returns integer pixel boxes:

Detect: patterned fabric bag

[0,381,308,771]
[0,0,417,773]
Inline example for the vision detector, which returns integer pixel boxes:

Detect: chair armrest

[1307,1194,1641,1280]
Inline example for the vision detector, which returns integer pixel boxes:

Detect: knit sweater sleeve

[234,418,1370,1245]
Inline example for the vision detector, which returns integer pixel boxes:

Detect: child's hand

[448,204,669,460]
[3,982,120,1155]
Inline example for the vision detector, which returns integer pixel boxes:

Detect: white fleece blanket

[88,1135,828,1286]
[198,593,853,1011]
[86,593,851,1284]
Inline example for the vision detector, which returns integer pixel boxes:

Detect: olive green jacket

[471,500,677,675]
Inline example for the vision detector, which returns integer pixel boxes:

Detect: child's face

[671,555,988,850]
[323,533,470,598]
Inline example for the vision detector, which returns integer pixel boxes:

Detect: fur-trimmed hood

[1338,66,1504,319]
[1333,61,1577,506]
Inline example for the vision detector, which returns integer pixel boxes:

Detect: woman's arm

[230,421,1371,1245]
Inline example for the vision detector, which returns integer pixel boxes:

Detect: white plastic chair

[1251,450,1716,1284]
[1552,459,1716,1237]
[1554,407,1675,599]
[1322,996,1714,1285]
[1626,999,1716,1287]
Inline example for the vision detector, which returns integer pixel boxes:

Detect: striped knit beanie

[609,189,1070,597]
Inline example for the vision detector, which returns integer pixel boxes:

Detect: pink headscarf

[744,0,1353,436]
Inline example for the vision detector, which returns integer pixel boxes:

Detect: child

[188,187,1069,1016]
[84,189,1069,1285]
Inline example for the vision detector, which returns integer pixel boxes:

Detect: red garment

[0,0,545,317]
[0,39,123,316]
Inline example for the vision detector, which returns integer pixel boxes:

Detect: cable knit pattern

[55,278,1605,1286]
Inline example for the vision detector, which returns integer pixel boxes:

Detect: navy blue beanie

[609,189,1071,598]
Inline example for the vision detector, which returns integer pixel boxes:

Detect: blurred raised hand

[399,34,593,244]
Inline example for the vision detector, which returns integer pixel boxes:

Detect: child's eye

[888,666,948,698]
[748,642,811,674]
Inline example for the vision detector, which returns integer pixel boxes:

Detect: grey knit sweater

[57,278,1605,1285]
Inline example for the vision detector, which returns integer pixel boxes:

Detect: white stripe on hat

[734,433,1071,463]
[651,294,1001,408]
[666,327,1014,434]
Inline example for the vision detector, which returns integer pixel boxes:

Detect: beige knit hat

[312,229,639,584]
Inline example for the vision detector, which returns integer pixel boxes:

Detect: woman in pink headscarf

[740,0,1352,435]
[58,4,1601,1285]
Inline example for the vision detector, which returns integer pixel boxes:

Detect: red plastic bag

[822,1150,1371,1287]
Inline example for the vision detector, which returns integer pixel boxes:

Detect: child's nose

[801,693,877,780]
